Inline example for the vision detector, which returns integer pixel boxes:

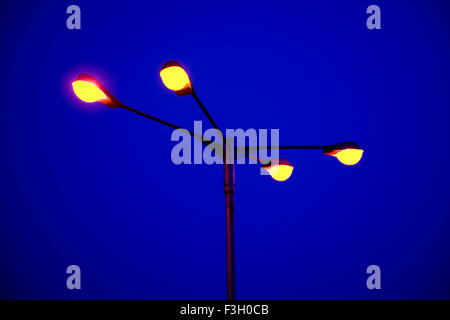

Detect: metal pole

[224,145,235,300]
[191,93,236,300]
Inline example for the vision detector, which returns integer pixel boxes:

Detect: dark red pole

[224,146,235,300]
[192,92,236,300]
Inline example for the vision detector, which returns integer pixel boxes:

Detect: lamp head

[160,61,194,96]
[324,141,364,165]
[262,158,294,182]
[72,74,121,108]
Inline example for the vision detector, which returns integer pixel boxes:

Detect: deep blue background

[1,0,449,299]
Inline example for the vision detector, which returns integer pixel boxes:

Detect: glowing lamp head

[262,158,294,182]
[160,61,193,96]
[72,74,121,108]
[324,142,364,165]
[72,80,106,103]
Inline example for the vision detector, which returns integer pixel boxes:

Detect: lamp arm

[192,92,221,132]
[119,104,221,150]
[235,145,328,164]
[191,92,228,161]
[278,145,326,150]
[236,145,326,153]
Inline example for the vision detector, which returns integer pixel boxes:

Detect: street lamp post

[71,64,364,300]
[223,152,236,300]
[159,61,238,299]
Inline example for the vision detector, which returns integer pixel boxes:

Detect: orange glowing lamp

[160,61,194,96]
[324,142,364,165]
[262,158,294,182]
[72,74,121,108]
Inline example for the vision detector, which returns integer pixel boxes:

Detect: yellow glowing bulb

[266,164,294,182]
[160,66,191,91]
[72,80,106,103]
[335,149,364,165]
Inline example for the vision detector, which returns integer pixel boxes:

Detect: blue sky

[0,0,449,299]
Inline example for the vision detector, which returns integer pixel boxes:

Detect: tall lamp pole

[160,62,238,299]
[191,93,235,300]
[71,64,364,300]
[192,92,235,300]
